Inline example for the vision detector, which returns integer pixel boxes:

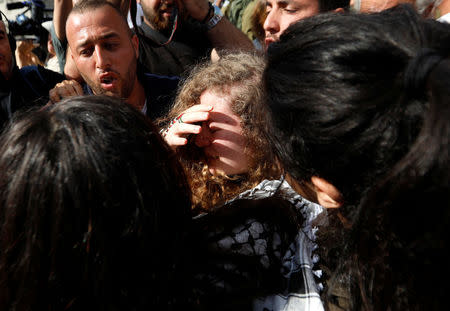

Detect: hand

[16,40,36,54]
[179,0,210,21]
[48,80,84,104]
[162,104,213,149]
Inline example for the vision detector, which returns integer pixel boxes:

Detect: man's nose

[194,123,212,148]
[94,46,111,69]
[263,10,280,34]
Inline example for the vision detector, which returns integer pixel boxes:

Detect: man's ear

[311,176,343,208]
[334,7,345,13]
[131,34,139,59]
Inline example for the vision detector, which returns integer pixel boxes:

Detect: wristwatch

[206,4,223,31]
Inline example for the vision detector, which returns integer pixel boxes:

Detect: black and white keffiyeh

[191,179,326,311]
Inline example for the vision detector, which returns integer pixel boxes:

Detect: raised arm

[53,0,73,40]
[181,0,254,53]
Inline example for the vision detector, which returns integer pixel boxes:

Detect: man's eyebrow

[275,0,291,4]
[0,29,6,36]
[267,0,291,5]
[76,32,120,49]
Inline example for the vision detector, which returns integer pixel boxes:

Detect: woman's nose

[194,123,212,148]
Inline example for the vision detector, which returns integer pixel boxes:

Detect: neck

[127,77,146,111]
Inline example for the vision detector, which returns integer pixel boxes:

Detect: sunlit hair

[250,0,267,44]
[159,52,281,211]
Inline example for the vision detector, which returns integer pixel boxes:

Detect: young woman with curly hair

[160,52,324,311]
[160,52,315,212]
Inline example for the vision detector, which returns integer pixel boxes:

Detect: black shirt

[137,21,211,77]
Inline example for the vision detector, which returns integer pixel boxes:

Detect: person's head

[138,0,179,32]
[66,0,140,98]
[264,0,350,46]
[0,20,14,80]
[264,5,450,308]
[163,52,280,210]
[0,95,191,310]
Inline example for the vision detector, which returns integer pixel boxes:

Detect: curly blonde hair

[159,52,281,212]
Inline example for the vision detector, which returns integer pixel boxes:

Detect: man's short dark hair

[71,0,124,17]
[68,0,132,37]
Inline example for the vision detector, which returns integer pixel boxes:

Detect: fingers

[165,135,188,148]
[162,105,213,149]
[48,80,83,104]
[178,104,213,124]
[72,80,84,96]
[164,122,202,148]
[180,110,211,124]
[173,122,202,136]
[183,104,213,114]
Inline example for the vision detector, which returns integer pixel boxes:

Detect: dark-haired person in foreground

[49,0,179,120]
[0,95,192,310]
[264,4,450,309]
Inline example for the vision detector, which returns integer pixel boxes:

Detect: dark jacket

[0,65,64,129]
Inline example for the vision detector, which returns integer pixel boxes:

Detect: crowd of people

[0,0,449,310]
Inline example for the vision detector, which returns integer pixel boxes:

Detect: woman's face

[194,90,250,176]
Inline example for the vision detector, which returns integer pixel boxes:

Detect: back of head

[264,5,450,309]
[265,4,450,203]
[0,96,191,310]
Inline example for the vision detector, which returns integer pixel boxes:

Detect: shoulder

[191,195,325,309]
[19,65,64,89]
[141,72,180,119]
[191,198,298,308]
[142,72,180,84]
[137,23,165,43]
[142,72,180,96]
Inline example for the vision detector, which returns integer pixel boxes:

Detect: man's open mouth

[99,74,118,90]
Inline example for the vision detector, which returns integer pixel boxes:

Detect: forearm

[53,0,73,40]
[182,0,254,52]
[206,17,254,52]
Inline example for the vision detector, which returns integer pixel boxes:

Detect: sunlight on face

[66,6,139,98]
[264,0,320,47]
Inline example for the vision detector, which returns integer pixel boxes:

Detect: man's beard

[82,59,137,100]
[142,2,182,32]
